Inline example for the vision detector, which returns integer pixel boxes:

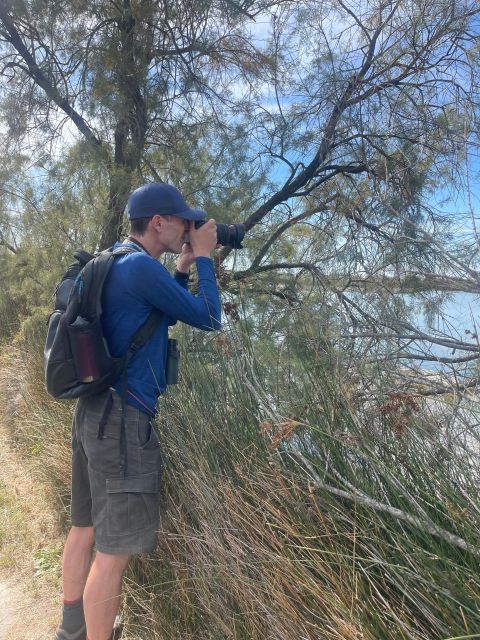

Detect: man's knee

[68,525,95,548]
[93,550,130,575]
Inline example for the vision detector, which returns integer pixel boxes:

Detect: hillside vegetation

[1,0,480,638]
[1,315,479,639]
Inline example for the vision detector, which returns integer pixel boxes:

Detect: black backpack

[44,246,160,400]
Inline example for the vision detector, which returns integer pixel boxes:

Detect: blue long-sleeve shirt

[102,244,221,415]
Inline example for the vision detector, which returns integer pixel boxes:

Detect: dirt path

[0,581,15,639]
[0,575,58,640]
[0,420,63,640]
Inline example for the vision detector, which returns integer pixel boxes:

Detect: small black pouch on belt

[165,338,179,385]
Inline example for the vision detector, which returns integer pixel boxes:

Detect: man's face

[160,215,190,253]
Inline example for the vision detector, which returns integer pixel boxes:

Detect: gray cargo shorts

[71,388,163,555]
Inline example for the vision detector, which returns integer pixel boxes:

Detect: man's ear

[150,214,164,231]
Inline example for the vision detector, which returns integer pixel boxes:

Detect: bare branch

[249,199,335,271]
[290,450,480,557]
[0,3,103,150]
[0,234,17,254]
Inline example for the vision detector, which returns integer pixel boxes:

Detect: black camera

[194,220,245,249]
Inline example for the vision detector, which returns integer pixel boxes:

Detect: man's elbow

[205,315,222,331]
[201,309,221,331]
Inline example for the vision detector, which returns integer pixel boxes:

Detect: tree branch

[0,234,17,254]
[0,3,103,150]
[248,200,335,272]
[233,261,320,281]
[290,450,480,557]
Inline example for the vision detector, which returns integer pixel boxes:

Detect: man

[54,183,221,640]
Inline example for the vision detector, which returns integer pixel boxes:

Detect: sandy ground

[0,581,15,639]
[0,576,59,640]
[0,420,62,640]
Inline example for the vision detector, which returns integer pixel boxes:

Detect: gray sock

[61,599,85,633]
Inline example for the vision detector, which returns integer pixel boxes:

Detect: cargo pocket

[137,419,163,474]
[106,472,159,536]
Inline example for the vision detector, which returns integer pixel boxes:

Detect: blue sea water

[414,292,480,373]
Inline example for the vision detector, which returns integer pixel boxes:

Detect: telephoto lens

[194,221,245,249]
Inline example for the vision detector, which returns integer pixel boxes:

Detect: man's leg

[74,392,161,640]
[55,526,95,639]
[83,551,130,640]
[62,526,95,600]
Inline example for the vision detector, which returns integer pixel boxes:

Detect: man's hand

[176,242,195,274]
[189,219,218,258]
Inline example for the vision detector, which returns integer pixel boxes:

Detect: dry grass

[0,345,74,522]
[0,348,65,639]
[0,314,479,640]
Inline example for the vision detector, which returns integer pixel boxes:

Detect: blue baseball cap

[126,183,206,221]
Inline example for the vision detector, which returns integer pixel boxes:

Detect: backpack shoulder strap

[112,245,162,356]
[77,246,141,319]
[74,243,161,357]
[77,251,115,319]
[112,246,140,257]
[126,309,162,361]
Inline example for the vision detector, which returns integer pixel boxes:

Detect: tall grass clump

[1,305,479,639]
[123,314,480,639]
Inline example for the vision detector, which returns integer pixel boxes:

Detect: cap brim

[174,207,207,221]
